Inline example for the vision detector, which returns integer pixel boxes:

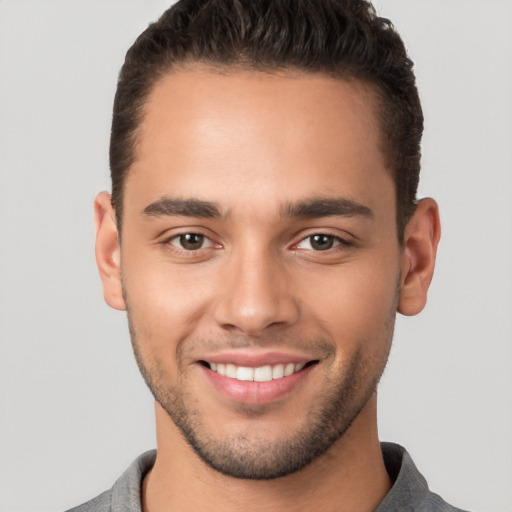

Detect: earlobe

[398,198,441,316]
[94,191,126,311]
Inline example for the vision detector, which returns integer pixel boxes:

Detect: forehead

[124,67,392,217]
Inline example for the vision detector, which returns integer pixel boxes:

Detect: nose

[213,247,300,336]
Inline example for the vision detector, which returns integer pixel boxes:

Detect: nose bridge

[213,241,299,335]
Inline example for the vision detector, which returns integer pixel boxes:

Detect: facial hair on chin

[125,308,395,481]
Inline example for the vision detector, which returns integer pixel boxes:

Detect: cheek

[121,253,217,350]
[300,256,400,348]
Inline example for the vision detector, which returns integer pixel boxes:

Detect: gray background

[1,1,511,511]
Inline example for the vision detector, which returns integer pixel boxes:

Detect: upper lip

[197,350,317,368]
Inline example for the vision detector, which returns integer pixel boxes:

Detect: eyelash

[163,232,352,254]
[293,233,352,252]
[165,233,219,253]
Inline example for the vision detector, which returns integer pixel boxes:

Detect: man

[68,0,465,510]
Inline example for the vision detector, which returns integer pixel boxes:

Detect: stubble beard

[125,317,395,481]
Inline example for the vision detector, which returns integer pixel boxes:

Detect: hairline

[115,60,407,242]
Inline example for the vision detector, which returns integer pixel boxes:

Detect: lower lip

[199,364,316,405]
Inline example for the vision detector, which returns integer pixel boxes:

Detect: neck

[143,395,391,512]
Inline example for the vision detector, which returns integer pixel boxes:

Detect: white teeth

[236,366,254,381]
[284,363,295,377]
[207,361,309,381]
[272,364,284,379]
[226,364,237,379]
[254,365,272,382]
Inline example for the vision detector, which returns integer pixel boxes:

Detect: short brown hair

[110,0,423,239]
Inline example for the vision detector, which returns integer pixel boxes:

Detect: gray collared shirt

[65,443,468,511]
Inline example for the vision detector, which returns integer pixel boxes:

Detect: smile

[203,361,309,382]
[198,358,319,404]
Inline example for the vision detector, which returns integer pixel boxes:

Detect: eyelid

[166,232,216,250]
[158,226,217,243]
[159,228,223,257]
[291,230,354,250]
[294,235,342,251]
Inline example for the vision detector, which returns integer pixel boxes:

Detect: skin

[95,68,440,512]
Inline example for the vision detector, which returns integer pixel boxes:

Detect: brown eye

[295,233,347,252]
[175,233,206,250]
[309,234,335,251]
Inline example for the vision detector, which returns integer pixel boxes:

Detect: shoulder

[377,442,469,512]
[64,489,112,512]
[63,450,157,512]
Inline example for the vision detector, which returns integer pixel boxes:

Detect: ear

[94,192,126,311]
[398,198,441,316]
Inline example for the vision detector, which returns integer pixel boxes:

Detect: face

[115,69,403,479]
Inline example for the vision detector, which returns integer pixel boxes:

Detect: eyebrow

[142,195,373,221]
[142,196,223,219]
[282,197,374,219]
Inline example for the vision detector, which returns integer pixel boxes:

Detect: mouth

[199,360,318,382]
[196,350,322,405]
